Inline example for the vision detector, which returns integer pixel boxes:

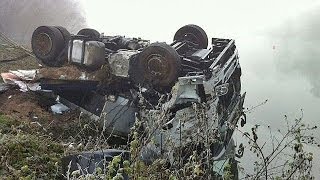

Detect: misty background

[0,0,319,177]
[0,0,87,49]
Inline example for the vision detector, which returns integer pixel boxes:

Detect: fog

[0,0,87,49]
[272,10,320,98]
[0,0,319,178]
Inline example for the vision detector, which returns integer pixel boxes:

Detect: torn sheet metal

[9,69,37,80]
[1,72,40,92]
[100,96,137,136]
[1,70,37,82]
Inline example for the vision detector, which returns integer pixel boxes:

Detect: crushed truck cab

[2,24,245,177]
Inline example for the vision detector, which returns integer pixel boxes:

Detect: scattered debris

[9,69,37,80]
[51,103,70,114]
[1,72,40,92]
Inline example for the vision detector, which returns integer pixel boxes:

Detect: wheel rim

[130,42,181,88]
[145,54,169,79]
[33,33,52,56]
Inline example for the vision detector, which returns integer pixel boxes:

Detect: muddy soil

[0,89,82,138]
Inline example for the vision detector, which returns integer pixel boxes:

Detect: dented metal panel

[100,96,137,136]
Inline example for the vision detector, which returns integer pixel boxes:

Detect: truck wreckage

[1,24,245,178]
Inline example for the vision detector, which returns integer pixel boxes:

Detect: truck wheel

[77,28,100,39]
[55,26,71,44]
[54,26,71,65]
[174,24,208,49]
[130,43,181,88]
[31,26,65,67]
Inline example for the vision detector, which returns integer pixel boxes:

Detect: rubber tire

[77,28,100,39]
[174,24,208,49]
[54,26,71,44]
[31,26,65,67]
[54,26,71,66]
[130,43,181,88]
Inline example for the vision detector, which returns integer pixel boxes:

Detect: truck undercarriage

[1,24,245,178]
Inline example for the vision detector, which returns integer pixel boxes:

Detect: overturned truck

[6,24,246,177]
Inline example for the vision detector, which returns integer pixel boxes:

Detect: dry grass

[0,34,39,73]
